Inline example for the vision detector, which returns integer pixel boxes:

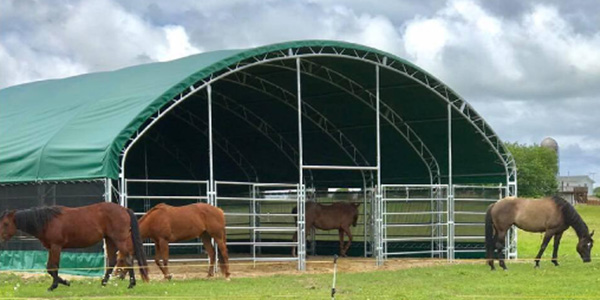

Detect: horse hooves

[47,286,57,292]
[128,284,135,289]
[63,280,70,287]
[165,274,173,281]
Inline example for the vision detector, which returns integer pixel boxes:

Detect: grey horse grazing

[485,195,593,270]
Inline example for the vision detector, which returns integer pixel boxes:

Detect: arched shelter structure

[0,40,517,272]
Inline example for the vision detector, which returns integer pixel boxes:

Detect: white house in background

[558,175,595,195]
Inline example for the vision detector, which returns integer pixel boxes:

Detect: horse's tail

[128,209,149,282]
[485,203,496,260]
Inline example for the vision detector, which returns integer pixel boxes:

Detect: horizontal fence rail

[123,178,505,268]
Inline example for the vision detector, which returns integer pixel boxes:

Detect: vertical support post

[506,169,518,259]
[119,175,127,208]
[104,178,112,204]
[103,178,111,273]
[208,84,215,207]
[207,84,219,274]
[296,57,306,271]
[447,103,455,261]
[375,65,384,266]
[252,184,257,267]
[363,179,368,257]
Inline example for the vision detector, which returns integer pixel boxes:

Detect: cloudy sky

[2,0,599,183]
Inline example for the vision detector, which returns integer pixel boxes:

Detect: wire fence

[1,256,596,273]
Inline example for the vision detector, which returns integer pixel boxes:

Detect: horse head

[113,250,132,279]
[0,210,17,242]
[577,230,594,263]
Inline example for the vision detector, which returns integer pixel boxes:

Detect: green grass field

[2,205,600,299]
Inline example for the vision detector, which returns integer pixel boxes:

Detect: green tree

[594,187,600,198]
[505,142,558,197]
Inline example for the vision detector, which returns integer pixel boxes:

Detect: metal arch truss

[262,59,441,184]
[118,44,518,265]
[196,90,315,183]
[169,106,259,182]
[221,71,374,181]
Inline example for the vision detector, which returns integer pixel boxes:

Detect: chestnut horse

[0,202,149,291]
[292,201,360,257]
[486,195,594,270]
[116,203,230,280]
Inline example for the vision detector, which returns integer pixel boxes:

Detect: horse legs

[291,231,298,257]
[102,239,117,286]
[113,239,136,289]
[535,232,554,268]
[338,229,346,257]
[46,245,69,291]
[214,232,231,279]
[342,226,353,256]
[487,231,498,270]
[551,232,563,266]
[201,233,216,278]
[154,238,172,280]
[494,230,507,270]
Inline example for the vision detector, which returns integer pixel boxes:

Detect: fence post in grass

[331,254,339,300]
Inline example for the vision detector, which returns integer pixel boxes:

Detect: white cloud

[1,0,599,180]
[404,18,448,63]
[0,0,200,88]
[399,0,600,178]
[155,25,202,62]
[401,0,600,100]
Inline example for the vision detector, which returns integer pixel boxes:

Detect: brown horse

[485,195,594,270]
[0,202,149,291]
[292,201,360,257]
[116,203,230,280]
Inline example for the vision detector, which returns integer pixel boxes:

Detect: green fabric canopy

[0,40,511,184]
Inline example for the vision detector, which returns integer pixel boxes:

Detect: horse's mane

[12,206,62,237]
[139,203,168,222]
[551,195,589,238]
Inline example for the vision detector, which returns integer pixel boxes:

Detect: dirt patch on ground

[2,256,479,280]
[3,256,476,281]
[141,256,461,280]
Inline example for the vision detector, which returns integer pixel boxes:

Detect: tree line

[505,142,558,197]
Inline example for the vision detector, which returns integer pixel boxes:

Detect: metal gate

[380,183,507,260]
[453,184,505,257]
[123,178,211,263]
[214,181,301,266]
[124,179,304,266]
[381,184,449,258]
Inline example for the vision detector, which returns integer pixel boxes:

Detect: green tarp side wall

[0,250,104,277]
[0,40,511,184]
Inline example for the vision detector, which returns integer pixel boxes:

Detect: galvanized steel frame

[263,59,441,185]
[118,44,518,269]
[169,106,258,181]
